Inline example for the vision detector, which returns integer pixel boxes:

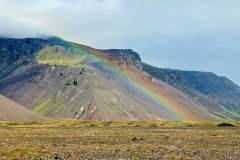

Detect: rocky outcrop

[102,49,143,71]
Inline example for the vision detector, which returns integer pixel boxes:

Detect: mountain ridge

[143,63,240,118]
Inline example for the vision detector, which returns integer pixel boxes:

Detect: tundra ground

[0,121,239,160]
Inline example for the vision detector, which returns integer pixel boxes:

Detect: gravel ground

[0,127,239,159]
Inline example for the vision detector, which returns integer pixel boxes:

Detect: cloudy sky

[0,0,239,84]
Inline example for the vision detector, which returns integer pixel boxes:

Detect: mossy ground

[0,123,239,159]
[32,97,63,116]
[0,119,239,128]
[36,46,84,67]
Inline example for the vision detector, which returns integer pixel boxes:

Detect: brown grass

[0,120,239,159]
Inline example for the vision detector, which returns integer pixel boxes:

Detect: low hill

[0,95,38,121]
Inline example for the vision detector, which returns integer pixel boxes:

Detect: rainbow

[49,37,219,121]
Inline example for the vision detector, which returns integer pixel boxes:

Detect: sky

[0,0,239,84]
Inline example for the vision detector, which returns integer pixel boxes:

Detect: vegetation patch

[1,148,42,159]
[33,97,52,115]
[36,46,84,67]
[33,97,63,116]
[0,120,239,128]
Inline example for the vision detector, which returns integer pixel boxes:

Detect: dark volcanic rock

[0,37,51,79]
[217,123,236,127]
[102,49,142,70]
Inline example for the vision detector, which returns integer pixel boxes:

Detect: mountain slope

[143,63,240,119]
[0,95,38,121]
[0,37,239,121]
[0,37,50,80]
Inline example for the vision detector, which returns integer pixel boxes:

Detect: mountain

[0,37,239,121]
[0,95,38,121]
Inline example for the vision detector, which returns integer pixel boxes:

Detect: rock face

[0,37,239,121]
[101,49,143,70]
[0,95,38,121]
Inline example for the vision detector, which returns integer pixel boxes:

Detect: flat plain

[0,121,239,160]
